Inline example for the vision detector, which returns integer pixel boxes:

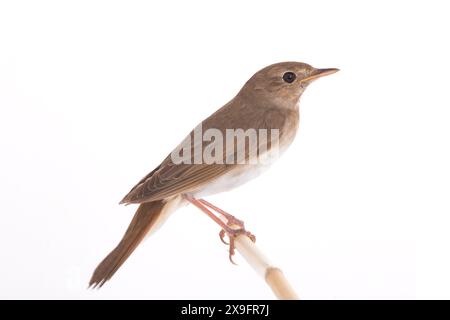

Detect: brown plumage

[89,62,338,288]
[89,200,165,288]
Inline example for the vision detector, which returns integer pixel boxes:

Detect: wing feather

[120,100,290,204]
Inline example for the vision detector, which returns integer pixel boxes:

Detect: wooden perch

[234,233,299,300]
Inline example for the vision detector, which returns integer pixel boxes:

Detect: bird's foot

[184,195,256,264]
[219,227,256,264]
[201,201,256,264]
[218,215,256,244]
[218,215,243,245]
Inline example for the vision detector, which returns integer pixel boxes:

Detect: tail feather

[89,200,166,288]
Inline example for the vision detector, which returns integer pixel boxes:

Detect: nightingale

[89,61,338,288]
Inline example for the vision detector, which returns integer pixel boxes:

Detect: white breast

[192,156,276,198]
[190,123,298,198]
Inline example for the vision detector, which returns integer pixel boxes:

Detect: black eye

[282,71,296,83]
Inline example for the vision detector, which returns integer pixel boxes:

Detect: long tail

[89,199,168,288]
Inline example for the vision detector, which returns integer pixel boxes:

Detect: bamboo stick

[234,233,299,300]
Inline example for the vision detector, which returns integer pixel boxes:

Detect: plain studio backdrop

[0,0,448,299]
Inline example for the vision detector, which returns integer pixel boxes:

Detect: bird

[89,61,338,288]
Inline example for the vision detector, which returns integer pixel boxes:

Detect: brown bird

[89,61,338,288]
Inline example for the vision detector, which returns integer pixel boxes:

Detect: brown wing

[120,99,290,204]
[120,161,232,204]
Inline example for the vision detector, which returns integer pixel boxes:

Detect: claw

[228,237,238,265]
[225,228,256,265]
[219,229,229,245]
[246,231,256,243]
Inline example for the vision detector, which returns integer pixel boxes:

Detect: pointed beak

[301,68,339,82]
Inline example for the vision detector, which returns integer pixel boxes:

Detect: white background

[0,0,449,299]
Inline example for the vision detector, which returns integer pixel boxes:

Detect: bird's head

[241,61,339,109]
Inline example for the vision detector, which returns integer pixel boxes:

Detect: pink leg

[184,195,256,264]
[198,199,255,244]
[199,199,244,227]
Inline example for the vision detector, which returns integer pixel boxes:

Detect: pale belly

[191,159,275,198]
